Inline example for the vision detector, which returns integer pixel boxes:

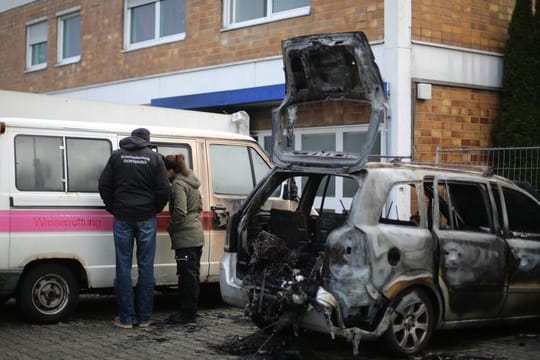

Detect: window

[15,135,111,192]
[224,0,309,29]
[502,187,540,238]
[57,10,81,64]
[15,135,63,191]
[302,133,336,197]
[209,144,270,195]
[26,19,48,71]
[257,125,384,204]
[155,144,192,169]
[380,183,423,227]
[125,0,185,50]
[437,181,492,233]
[66,138,111,192]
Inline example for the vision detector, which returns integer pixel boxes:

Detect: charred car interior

[219,31,540,357]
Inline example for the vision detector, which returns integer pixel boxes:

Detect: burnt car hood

[272,31,385,173]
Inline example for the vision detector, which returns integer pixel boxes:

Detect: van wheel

[17,263,79,324]
[383,288,434,356]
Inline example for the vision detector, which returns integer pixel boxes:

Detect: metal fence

[435,146,540,193]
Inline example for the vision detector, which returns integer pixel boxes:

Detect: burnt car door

[432,178,508,320]
[493,184,540,316]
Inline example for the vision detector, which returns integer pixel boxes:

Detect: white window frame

[124,0,186,51]
[57,7,81,65]
[26,17,48,72]
[253,124,386,211]
[222,0,310,30]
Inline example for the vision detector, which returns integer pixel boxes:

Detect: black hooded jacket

[98,135,170,221]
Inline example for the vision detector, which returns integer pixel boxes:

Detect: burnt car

[219,32,540,356]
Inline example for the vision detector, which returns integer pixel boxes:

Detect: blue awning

[150,84,285,109]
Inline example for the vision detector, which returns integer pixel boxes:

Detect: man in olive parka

[164,154,204,324]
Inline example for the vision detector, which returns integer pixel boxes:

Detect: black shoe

[166,312,196,325]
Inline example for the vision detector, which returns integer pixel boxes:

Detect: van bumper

[0,269,22,296]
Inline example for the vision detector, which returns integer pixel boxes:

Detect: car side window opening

[436,181,493,233]
[502,187,540,239]
[15,135,112,192]
[380,182,425,227]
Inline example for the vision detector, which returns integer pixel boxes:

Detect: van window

[67,138,112,192]
[15,135,111,192]
[155,144,192,169]
[209,144,270,195]
[15,135,64,191]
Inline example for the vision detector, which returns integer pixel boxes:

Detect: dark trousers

[175,246,202,319]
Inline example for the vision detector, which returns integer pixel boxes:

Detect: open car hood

[272,31,385,173]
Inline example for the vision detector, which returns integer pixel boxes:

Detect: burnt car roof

[272,31,386,173]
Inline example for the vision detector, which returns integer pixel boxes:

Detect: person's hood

[119,136,151,150]
[178,171,201,189]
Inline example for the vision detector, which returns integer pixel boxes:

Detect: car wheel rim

[391,299,429,352]
[31,274,70,315]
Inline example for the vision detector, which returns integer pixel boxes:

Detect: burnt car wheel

[16,263,79,324]
[383,288,434,356]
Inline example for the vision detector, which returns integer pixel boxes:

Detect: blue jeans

[113,217,157,325]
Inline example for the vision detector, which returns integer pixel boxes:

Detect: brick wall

[0,0,384,93]
[413,84,500,162]
[250,102,371,131]
[412,0,514,52]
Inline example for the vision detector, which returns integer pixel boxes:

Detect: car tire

[382,288,434,356]
[16,263,79,324]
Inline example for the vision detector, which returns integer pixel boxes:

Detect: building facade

[0,0,514,161]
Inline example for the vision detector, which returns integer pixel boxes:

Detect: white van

[0,117,272,323]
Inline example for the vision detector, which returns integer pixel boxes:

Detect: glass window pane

[67,138,111,192]
[344,131,381,156]
[63,15,81,58]
[210,144,254,195]
[131,2,155,43]
[160,0,185,36]
[264,133,293,156]
[302,133,335,196]
[343,177,357,198]
[344,131,380,195]
[273,0,309,12]
[302,133,334,152]
[250,148,270,184]
[156,144,192,169]
[233,0,266,22]
[15,135,64,191]
[31,42,47,65]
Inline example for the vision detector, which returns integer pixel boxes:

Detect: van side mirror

[211,205,229,229]
[282,178,298,201]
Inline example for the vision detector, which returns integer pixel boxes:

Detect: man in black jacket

[99,128,170,329]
